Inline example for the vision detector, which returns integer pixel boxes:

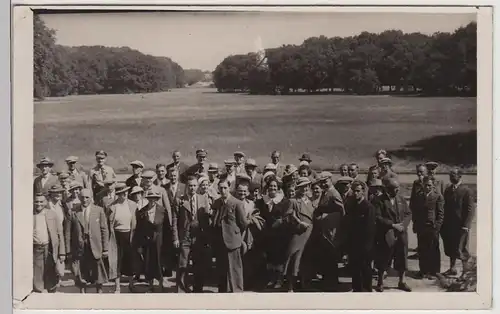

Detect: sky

[41,11,476,71]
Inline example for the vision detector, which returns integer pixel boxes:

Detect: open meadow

[34,87,477,175]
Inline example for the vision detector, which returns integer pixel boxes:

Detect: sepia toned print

[11,5,493,310]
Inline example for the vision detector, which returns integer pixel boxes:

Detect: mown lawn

[34,88,477,174]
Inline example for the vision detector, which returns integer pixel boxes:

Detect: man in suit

[348,163,364,182]
[172,176,212,293]
[65,189,109,293]
[373,178,412,292]
[245,158,262,192]
[425,161,446,196]
[441,168,475,277]
[379,157,398,181]
[89,150,117,201]
[313,171,345,291]
[181,149,209,184]
[46,185,67,231]
[165,167,186,208]
[412,177,444,279]
[125,160,144,189]
[33,193,66,293]
[409,164,427,258]
[210,175,249,292]
[233,151,246,175]
[65,156,91,190]
[207,163,220,201]
[167,150,189,178]
[270,150,286,179]
[154,163,169,190]
[96,179,116,210]
[33,157,59,196]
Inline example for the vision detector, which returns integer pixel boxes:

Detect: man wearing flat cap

[167,150,189,179]
[207,163,221,201]
[89,150,117,201]
[125,160,145,189]
[425,161,446,196]
[65,156,91,191]
[234,151,246,175]
[245,159,262,193]
[181,149,209,184]
[224,159,237,189]
[65,189,109,293]
[373,178,412,292]
[46,185,67,231]
[270,151,286,179]
[57,172,72,202]
[379,157,398,181]
[34,157,59,196]
[312,171,345,291]
[335,176,354,205]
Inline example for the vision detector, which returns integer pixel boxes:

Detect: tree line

[34,15,190,99]
[213,22,477,96]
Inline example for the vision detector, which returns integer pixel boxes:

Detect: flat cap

[224,159,235,166]
[142,170,156,179]
[196,149,207,157]
[145,190,161,199]
[37,157,54,167]
[68,181,83,191]
[233,151,245,157]
[130,160,145,168]
[296,177,311,188]
[299,153,312,162]
[95,150,107,158]
[208,163,219,172]
[65,156,79,163]
[425,161,439,170]
[337,176,354,184]
[236,173,251,182]
[245,159,257,167]
[317,171,333,181]
[129,186,144,195]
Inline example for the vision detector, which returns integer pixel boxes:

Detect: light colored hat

[196,149,207,157]
[198,176,209,185]
[245,158,257,167]
[65,156,78,163]
[130,186,144,195]
[36,157,54,168]
[317,171,333,181]
[425,161,439,170]
[263,171,276,182]
[224,159,235,166]
[296,177,311,188]
[234,151,245,157]
[130,160,145,168]
[337,176,354,185]
[80,189,92,197]
[145,190,161,199]
[299,160,309,166]
[142,170,156,179]
[115,183,130,194]
[68,181,83,191]
[208,163,219,172]
[48,184,65,194]
[236,173,251,182]
[264,163,277,171]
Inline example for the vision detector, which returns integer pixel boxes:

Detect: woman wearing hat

[282,164,299,187]
[255,177,290,289]
[282,177,316,292]
[107,183,138,293]
[133,190,166,292]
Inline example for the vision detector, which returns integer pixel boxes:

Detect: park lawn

[34,88,477,174]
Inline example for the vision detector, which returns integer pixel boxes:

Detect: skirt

[283,225,313,277]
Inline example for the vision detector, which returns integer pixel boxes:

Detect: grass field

[34,87,477,174]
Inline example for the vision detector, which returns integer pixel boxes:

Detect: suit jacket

[211,195,248,250]
[250,173,263,191]
[374,193,411,247]
[67,169,91,190]
[107,199,138,280]
[89,165,117,199]
[344,198,376,255]
[33,174,59,196]
[172,193,211,244]
[165,181,186,210]
[409,179,425,213]
[411,190,444,234]
[65,203,109,259]
[167,161,189,177]
[180,163,208,184]
[36,209,66,263]
[443,184,475,230]
[125,175,142,189]
[314,186,345,248]
[133,204,165,248]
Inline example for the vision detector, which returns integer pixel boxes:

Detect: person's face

[267,181,278,197]
[34,196,46,212]
[80,194,92,207]
[71,188,81,198]
[143,177,153,188]
[312,184,322,198]
[226,165,234,173]
[173,152,181,163]
[424,181,434,194]
[381,163,390,171]
[340,165,348,176]
[246,166,256,176]
[50,192,62,203]
[449,171,461,184]
[67,162,76,171]
[235,156,244,165]
[299,169,309,178]
[130,193,141,202]
[353,185,364,201]
[60,178,70,187]
[376,154,386,164]
[208,172,217,181]
[169,170,179,182]
[197,155,207,164]
[236,185,249,201]
[386,185,399,198]
[218,181,231,199]
[286,186,296,199]
[157,166,166,179]
[200,180,209,194]
[292,171,299,181]
[108,183,116,193]
[271,153,280,164]
[370,167,379,178]
[428,168,437,177]
[348,165,358,178]
[117,191,128,202]
[132,166,143,176]
[416,166,426,180]
[40,165,51,175]
[338,183,350,194]
[96,156,106,166]
[187,179,198,196]
[253,188,261,200]
[297,185,310,198]
[320,179,330,190]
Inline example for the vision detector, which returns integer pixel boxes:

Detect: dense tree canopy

[213,23,477,96]
[34,15,189,99]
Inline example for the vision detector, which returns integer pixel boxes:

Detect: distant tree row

[213,22,477,96]
[34,15,187,99]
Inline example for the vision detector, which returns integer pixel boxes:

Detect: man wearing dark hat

[33,193,66,293]
[172,176,212,293]
[373,178,412,292]
[313,171,345,291]
[234,151,246,175]
[211,175,249,292]
[270,150,286,179]
[367,179,384,203]
[411,177,444,279]
[125,160,144,189]
[65,189,109,293]
[167,150,189,178]
[65,156,91,190]
[181,149,209,184]
[299,153,318,179]
[89,150,117,200]
[425,161,446,196]
[441,168,475,277]
[34,157,59,196]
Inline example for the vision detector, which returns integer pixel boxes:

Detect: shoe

[426,273,437,280]
[415,272,425,279]
[443,268,458,276]
[398,282,412,292]
[375,284,384,292]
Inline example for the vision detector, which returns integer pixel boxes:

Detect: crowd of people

[32,148,475,294]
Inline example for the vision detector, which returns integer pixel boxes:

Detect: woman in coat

[282,177,315,292]
[132,190,166,292]
[106,183,138,293]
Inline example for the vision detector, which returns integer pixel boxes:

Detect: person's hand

[392,223,404,232]
[59,255,66,263]
[102,251,108,258]
[137,247,143,255]
[174,240,180,249]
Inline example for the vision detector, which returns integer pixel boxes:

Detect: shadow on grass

[388,130,477,167]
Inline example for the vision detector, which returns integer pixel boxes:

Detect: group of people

[32,148,475,294]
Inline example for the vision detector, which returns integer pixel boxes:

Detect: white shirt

[33,210,49,245]
[114,201,132,231]
[49,201,65,228]
[147,206,156,223]
[82,205,91,227]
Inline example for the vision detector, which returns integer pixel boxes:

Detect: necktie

[191,196,196,213]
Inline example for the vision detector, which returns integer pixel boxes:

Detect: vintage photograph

[27,7,482,301]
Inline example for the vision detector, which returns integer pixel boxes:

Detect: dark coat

[442,184,475,231]
[33,174,59,196]
[125,175,141,189]
[373,193,412,248]
[344,198,376,256]
[180,163,209,184]
[165,181,186,210]
[411,190,444,234]
[211,195,248,250]
[409,179,425,214]
[314,186,345,248]
[167,161,189,178]
[172,193,211,245]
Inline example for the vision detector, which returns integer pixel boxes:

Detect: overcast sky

[41,11,476,71]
